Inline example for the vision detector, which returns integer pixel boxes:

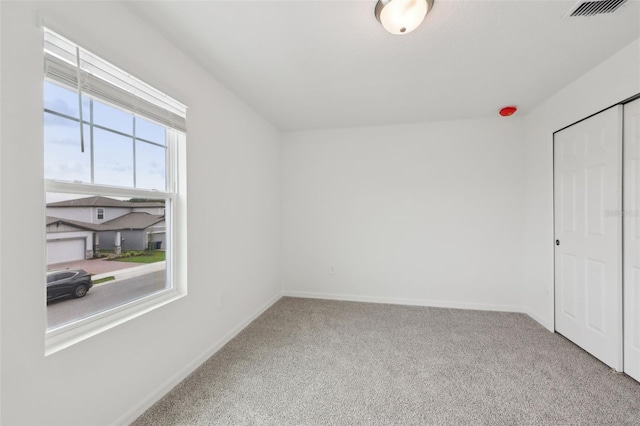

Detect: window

[43,29,188,354]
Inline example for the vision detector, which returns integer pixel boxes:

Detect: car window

[47,274,59,284]
[57,272,75,280]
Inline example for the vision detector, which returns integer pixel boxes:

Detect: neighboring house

[46,196,165,265]
[96,213,166,252]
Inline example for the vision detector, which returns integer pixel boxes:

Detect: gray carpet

[133,297,640,425]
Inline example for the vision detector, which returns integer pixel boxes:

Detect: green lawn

[112,251,165,264]
[93,276,115,284]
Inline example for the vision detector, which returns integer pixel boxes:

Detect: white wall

[0,2,3,420]
[46,206,93,223]
[522,38,640,331]
[282,118,525,311]
[0,2,282,425]
[46,206,132,223]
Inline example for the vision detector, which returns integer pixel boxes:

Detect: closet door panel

[554,105,623,371]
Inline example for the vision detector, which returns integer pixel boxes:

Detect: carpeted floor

[133,297,640,425]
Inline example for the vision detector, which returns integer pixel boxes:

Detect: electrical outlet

[330,265,336,275]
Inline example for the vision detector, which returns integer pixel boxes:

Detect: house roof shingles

[47,196,164,208]
[101,213,165,230]
[46,216,107,232]
[46,213,164,232]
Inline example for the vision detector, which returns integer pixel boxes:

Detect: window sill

[45,287,185,356]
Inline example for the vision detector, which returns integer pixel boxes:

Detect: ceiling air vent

[568,0,628,17]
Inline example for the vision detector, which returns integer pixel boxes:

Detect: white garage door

[47,239,85,265]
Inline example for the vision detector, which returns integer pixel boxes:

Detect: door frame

[552,92,640,371]
[622,97,640,381]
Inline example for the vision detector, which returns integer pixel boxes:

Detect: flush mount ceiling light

[375,0,434,35]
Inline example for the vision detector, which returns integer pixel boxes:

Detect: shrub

[106,250,152,261]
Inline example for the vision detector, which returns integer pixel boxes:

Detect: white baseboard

[525,309,554,332]
[113,293,282,426]
[283,290,558,332]
[282,290,525,313]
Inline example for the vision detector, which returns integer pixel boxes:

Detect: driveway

[48,258,140,275]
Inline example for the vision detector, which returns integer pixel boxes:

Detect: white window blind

[44,28,187,132]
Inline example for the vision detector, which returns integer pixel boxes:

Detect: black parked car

[47,269,93,300]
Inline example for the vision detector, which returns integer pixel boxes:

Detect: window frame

[96,207,104,220]
[43,81,188,357]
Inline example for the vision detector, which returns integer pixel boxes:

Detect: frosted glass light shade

[375,0,433,35]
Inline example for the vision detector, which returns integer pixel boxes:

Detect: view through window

[46,193,170,329]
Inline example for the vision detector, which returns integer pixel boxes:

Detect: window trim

[46,282,184,354]
[42,27,188,356]
[96,207,104,220]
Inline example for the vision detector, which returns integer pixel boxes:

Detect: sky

[44,81,167,199]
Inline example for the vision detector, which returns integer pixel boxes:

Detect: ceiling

[128,0,640,131]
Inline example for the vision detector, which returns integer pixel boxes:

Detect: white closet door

[624,98,640,381]
[554,105,623,371]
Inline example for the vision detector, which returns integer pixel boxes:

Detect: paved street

[47,270,166,329]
